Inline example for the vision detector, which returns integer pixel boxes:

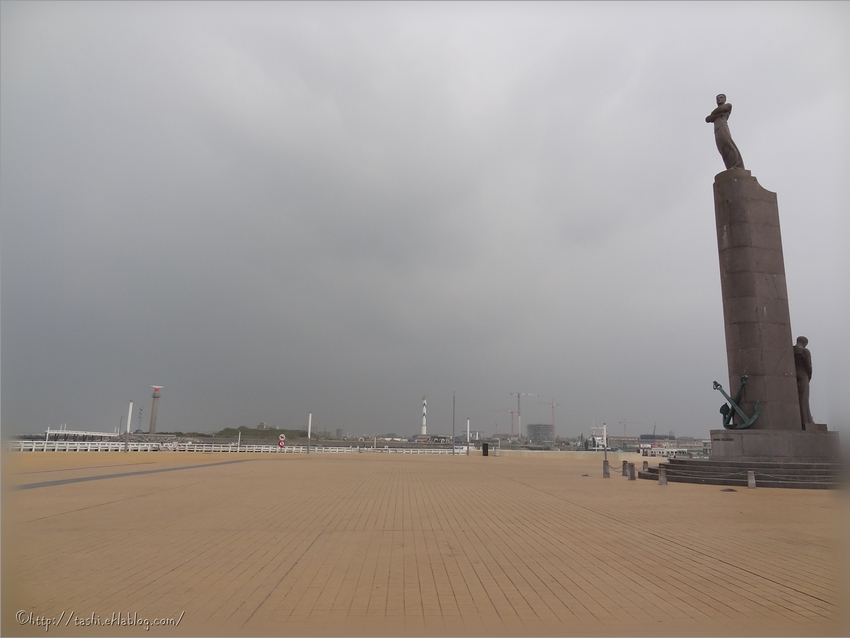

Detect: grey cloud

[2,2,847,439]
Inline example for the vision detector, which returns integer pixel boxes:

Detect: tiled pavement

[3,450,848,636]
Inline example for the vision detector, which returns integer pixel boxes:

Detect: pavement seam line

[12,459,256,490]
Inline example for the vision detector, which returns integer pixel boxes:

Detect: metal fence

[7,441,458,454]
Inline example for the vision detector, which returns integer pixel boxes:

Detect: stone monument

[707,96,839,461]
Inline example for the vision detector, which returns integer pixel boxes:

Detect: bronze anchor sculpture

[713,375,760,429]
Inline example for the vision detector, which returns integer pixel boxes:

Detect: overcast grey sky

[2,2,848,440]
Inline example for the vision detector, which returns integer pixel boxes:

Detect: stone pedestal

[710,429,841,462]
[709,170,843,465]
[713,169,800,430]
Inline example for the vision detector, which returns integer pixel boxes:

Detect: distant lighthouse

[149,385,163,434]
[421,397,427,436]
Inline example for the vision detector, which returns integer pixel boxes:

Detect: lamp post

[603,423,608,462]
[452,391,456,455]
[602,422,610,478]
[124,401,133,453]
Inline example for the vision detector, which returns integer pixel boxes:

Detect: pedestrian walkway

[3,451,848,636]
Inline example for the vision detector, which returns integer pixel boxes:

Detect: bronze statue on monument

[793,336,815,428]
[706,94,745,170]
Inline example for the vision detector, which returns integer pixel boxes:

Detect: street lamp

[602,422,610,478]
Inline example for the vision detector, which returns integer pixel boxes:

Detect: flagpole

[452,391,456,455]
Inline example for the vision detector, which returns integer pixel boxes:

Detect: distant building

[641,447,692,459]
[257,422,270,430]
[639,433,674,441]
[335,428,343,439]
[526,423,554,443]
[607,436,640,452]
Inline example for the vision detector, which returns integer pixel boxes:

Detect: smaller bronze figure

[793,336,814,429]
[706,94,745,170]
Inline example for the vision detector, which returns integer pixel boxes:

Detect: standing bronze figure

[706,94,745,170]
[793,336,815,428]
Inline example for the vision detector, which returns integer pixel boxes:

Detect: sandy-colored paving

[2,450,848,637]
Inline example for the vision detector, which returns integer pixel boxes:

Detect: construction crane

[538,399,561,438]
[493,409,517,438]
[618,420,643,438]
[510,392,542,441]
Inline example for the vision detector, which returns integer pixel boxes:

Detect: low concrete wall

[495,450,645,464]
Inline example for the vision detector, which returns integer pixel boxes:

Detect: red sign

[278,440,286,448]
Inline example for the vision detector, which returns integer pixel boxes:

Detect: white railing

[6,441,461,454]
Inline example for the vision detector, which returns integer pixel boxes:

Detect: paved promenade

[3,450,848,636]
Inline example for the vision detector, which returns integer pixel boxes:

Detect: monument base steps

[637,457,849,490]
